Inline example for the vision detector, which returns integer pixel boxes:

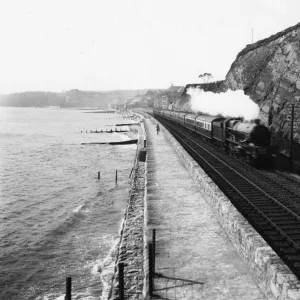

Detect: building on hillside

[154,84,185,109]
[140,90,161,108]
[115,103,125,110]
[144,94,154,107]
[126,95,144,108]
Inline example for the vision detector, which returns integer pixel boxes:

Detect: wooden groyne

[80,128,130,133]
[115,123,139,126]
[81,139,138,145]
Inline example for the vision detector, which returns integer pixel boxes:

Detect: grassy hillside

[0,89,148,108]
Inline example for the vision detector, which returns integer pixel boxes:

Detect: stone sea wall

[156,119,300,300]
[108,122,147,300]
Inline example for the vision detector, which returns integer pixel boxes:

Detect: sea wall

[108,122,147,300]
[154,118,300,300]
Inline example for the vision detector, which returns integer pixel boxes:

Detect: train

[152,108,273,166]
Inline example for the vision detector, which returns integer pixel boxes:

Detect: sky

[0,0,299,93]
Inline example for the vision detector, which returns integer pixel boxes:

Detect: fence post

[115,170,118,183]
[119,263,124,300]
[290,103,295,170]
[148,243,154,296]
[65,277,71,300]
[152,229,156,275]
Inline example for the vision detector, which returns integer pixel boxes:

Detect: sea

[0,107,138,300]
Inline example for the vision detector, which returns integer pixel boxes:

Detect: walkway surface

[144,117,266,300]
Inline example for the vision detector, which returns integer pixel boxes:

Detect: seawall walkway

[144,117,266,300]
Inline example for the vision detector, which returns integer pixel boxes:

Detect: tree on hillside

[198,73,213,83]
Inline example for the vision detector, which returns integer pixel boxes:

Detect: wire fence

[148,229,205,300]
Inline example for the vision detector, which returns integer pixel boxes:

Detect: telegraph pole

[290,103,295,170]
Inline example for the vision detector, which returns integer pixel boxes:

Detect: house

[154,84,185,109]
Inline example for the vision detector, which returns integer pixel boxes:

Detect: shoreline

[107,119,147,300]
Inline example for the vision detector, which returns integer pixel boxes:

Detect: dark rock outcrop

[183,23,300,163]
[224,22,300,161]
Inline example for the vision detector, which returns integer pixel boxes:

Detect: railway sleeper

[247,217,281,227]
[264,230,286,236]
[284,249,300,255]
[243,217,271,226]
[268,235,289,242]
[271,219,300,225]
[276,223,300,229]
[233,188,262,192]
[239,197,273,203]
[267,215,298,221]
[292,262,300,269]
[266,212,292,216]
[278,250,300,259]
[233,191,264,195]
[286,229,300,234]
[252,206,284,211]
[274,245,297,254]
[248,198,275,203]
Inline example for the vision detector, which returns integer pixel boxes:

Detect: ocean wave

[35,293,65,300]
[32,202,90,250]
[48,203,89,235]
[98,237,120,300]
[72,203,89,215]
[99,211,127,300]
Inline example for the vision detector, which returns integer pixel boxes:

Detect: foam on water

[99,213,127,300]
[73,203,89,215]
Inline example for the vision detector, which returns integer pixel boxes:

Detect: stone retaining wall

[154,118,300,300]
[108,123,147,300]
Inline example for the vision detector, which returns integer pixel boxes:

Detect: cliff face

[224,22,300,160]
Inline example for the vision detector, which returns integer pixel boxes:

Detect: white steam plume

[187,88,260,120]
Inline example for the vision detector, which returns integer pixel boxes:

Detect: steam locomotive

[153,108,273,166]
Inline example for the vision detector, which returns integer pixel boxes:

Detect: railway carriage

[154,108,163,117]
[169,111,177,123]
[184,114,197,131]
[163,110,172,120]
[169,110,177,122]
[178,112,187,126]
[195,115,215,139]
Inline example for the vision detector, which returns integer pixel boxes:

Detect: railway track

[156,116,300,279]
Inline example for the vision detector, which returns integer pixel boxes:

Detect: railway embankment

[155,118,300,300]
[108,111,300,300]
[108,121,147,300]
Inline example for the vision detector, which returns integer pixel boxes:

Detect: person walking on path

[156,124,160,135]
